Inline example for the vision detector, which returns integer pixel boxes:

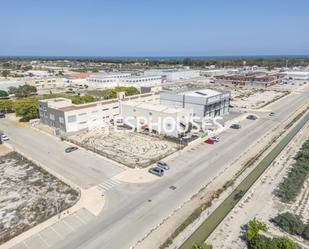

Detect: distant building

[143,69,200,81]
[25,77,65,89]
[121,101,193,138]
[86,73,162,88]
[39,92,159,133]
[0,80,25,91]
[160,88,230,120]
[282,71,309,80]
[214,72,283,87]
[24,70,51,77]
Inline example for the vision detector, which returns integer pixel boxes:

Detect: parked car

[247,115,257,120]
[230,124,241,129]
[148,167,164,177]
[269,112,275,116]
[210,136,220,142]
[204,138,215,144]
[157,161,170,170]
[0,113,5,118]
[1,134,9,141]
[65,146,78,153]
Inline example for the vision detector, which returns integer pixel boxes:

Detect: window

[149,112,152,116]
[79,121,87,124]
[59,117,64,124]
[113,106,118,109]
[50,114,55,120]
[78,112,87,116]
[92,110,99,113]
[68,115,77,123]
[102,108,109,111]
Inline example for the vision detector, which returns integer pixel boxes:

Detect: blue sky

[1,0,309,57]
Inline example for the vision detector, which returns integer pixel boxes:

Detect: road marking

[74,212,87,225]
[97,179,119,193]
[62,220,75,232]
[38,233,51,248]
[50,226,63,239]
[23,241,31,249]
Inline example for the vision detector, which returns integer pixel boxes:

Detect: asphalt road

[49,89,309,249]
[2,88,308,249]
[0,120,124,189]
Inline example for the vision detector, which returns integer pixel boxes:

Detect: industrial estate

[0,57,308,249]
[1,1,309,249]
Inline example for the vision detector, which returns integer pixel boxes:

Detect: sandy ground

[230,89,287,109]
[0,151,79,245]
[207,122,309,249]
[66,127,179,168]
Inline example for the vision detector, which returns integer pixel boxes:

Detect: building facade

[25,77,65,89]
[214,72,283,87]
[160,89,230,120]
[143,69,200,81]
[121,101,193,138]
[39,93,159,133]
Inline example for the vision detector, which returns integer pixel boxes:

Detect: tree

[1,70,10,78]
[246,218,268,242]
[14,97,39,120]
[0,99,14,111]
[0,90,8,97]
[271,212,305,236]
[302,224,309,240]
[193,243,213,249]
[71,95,95,104]
[8,85,37,98]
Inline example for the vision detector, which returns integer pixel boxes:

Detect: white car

[211,136,220,142]
[1,135,9,141]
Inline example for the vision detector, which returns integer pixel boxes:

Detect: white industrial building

[86,73,162,88]
[39,92,159,133]
[160,89,230,120]
[143,69,200,81]
[86,72,132,88]
[0,80,25,91]
[282,71,309,80]
[121,101,193,138]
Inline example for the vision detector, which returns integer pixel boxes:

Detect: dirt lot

[66,128,180,168]
[0,151,79,245]
[207,123,309,249]
[230,88,288,109]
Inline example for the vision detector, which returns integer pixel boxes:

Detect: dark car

[157,161,170,170]
[269,112,275,116]
[65,146,78,153]
[148,167,164,177]
[247,115,257,120]
[0,113,5,118]
[230,124,241,129]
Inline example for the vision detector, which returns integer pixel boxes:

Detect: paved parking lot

[11,209,94,249]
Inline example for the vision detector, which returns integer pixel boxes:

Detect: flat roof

[123,101,185,114]
[179,89,221,98]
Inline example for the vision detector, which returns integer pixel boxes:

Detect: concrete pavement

[0,120,124,189]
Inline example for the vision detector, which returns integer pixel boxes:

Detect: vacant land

[230,89,287,109]
[207,122,309,249]
[0,151,79,245]
[66,128,180,168]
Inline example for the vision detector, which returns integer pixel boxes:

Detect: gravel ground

[0,152,79,245]
[66,127,180,168]
[207,123,309,249]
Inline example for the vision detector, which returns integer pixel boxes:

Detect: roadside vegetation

[87,86,140,100]
[276,140,309,203]
[245,219,299,249]
[271,212,309,240]
[0,85,140,121]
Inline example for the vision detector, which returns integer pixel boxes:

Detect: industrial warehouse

[214,71,283,87]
